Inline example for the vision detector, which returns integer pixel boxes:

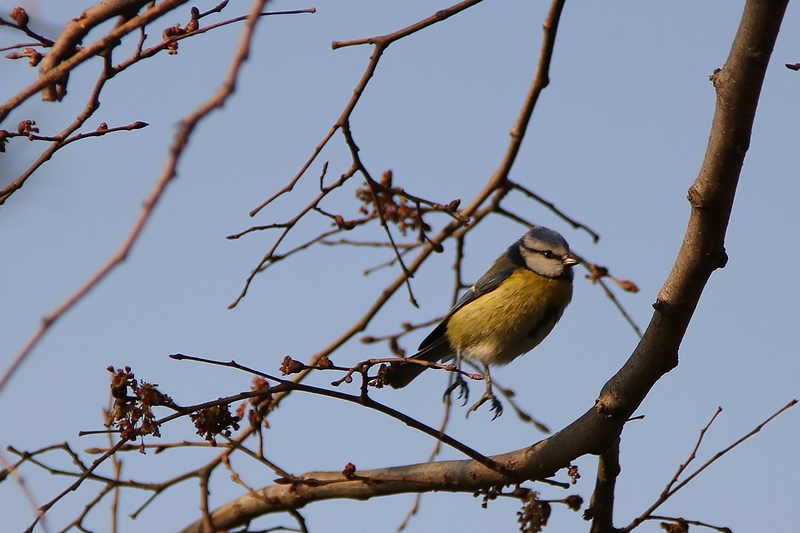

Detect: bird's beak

[564,254,581,266]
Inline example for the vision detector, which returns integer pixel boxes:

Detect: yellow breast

[444,269,572,365]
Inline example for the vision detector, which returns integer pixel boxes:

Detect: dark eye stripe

[521,243,560,260]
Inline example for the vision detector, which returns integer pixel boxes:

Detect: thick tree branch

[37,0,153,101]
[0,0,189,122]
[596,0,788,423]
[177,0,788,530]
[587,439,620,533]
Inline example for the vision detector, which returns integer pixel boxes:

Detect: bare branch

[622,400,797,532]
[0,0,187,120]
[37,0,154,101]
[249,0,484,218]
[0,0,269,394]
[507,180,600,242]
[586,439,620,533]
[176,1,791,529]
[0,8,55,47]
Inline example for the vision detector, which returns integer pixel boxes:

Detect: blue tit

[386,225,579,418]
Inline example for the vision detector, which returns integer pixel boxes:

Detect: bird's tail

[385,341,452,389]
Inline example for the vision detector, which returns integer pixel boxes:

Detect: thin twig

[0,0,269,394]
[508,180,600,242]
[23,439,130,533]
[622,400,797,532]
[646,516,733,533]
[0,0,189,120]
[168,353,511,478]
[0,15,55,47]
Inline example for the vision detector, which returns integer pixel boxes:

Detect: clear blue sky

[1,1,798,532]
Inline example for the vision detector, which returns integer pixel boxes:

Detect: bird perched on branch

[386,225,579,418]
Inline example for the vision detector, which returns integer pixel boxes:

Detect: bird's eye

[542,250,554,259]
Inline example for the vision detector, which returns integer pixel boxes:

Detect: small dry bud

[23,48,41,66]
[0,130,8,153]
[511,486,531,498]
[568,464,580,484]
[97,122,108,131]
[564,494,583,511]
[17,119,38,136]
[617,279,639,293]
[360,335,376,344]
[251,376,270,391]
[370,364,390,388]
[186,19,199,33]
[163,23,183,39]
[342,462,357,479]
[447,198,461,211]
[660,519,689,533]
[10,6,29,26]
[332,214,357,230]
[317,355,333,369]
[280,356,306,375]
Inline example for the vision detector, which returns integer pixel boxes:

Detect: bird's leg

[466,364,503,419]
[442,350,469,406]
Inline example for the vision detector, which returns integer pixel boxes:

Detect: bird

[385,225,579,418]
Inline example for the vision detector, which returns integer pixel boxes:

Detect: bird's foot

[466,390,504,420]
[442,373,470,406]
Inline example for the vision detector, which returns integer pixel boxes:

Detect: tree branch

[176,0,789,530]
[0,0,189,121]
[37,0,153,101]
[0,0,267,394]
[587,439,620,533]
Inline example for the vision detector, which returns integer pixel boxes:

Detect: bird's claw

[443,373,470,406]
[466,391,504,420]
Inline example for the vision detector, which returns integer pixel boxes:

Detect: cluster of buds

[355,171,428,236]
[5,47,43,66]
[516,493,551,533]
[190,404,240,445]
[107,366,173,449]
[236,376,273,429]
[17,119,38,137]
[585,263,639,293]
[162,7,200,55]
[568,464,580,484]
